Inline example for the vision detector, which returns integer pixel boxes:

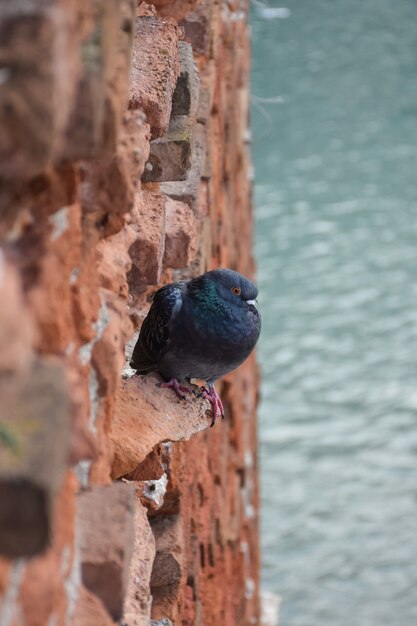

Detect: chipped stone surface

[60,0,136,161]
[180,0,212,57]
[73,585,115,626]
[127,190,166,291]
[160,121,206,212]
[111,373,212,479]
[150,515,183,623]
[163,197,199,269]
[77,483,135,620]
[124,497,156,626]
[142,114,194,183]
[171,42,199,118]
[0,2,80,178]
[129,16,179,139]
[151,0,203,20]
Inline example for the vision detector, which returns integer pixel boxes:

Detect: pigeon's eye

[231,287,241,296]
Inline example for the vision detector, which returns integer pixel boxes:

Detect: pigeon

[130,268,261,426]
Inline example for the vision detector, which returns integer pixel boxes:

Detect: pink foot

[158,378,192,401]
[201,384,225,427]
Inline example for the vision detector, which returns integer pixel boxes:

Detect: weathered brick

[142,114,193,183]
[110,373,212,480]
[179,0,212,57]
[127,190,166,291]
[73,586,115,626]
[105,0,137,137]
[163,197,199,269]
[129,16,179,139]
[0,358,71,558]
[77,483,135,621]
[0,2,79,178]
[150,0,203,20]
[60,0,126,160]
[171,42,199,118]
[150,515,183,623]
[160,121,206,213]
[124,498,156,626]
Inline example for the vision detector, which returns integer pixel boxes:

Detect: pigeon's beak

[246,299,259,311]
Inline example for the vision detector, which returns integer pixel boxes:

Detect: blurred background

[250,1,417,625]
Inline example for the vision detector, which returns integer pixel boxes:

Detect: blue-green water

[251,2,417,625]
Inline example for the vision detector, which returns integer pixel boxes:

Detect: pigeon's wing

[130,283,184,373]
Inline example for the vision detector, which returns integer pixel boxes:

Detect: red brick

[77,483,135,621]
[163,197,198,269]
[151,0,203,20]
[124,497,156,625]
[110,373,212,479]
[73,586,115,626]
[129,16,180,139]
[179,0,212,57]
[142,114,194,183]
[160,122,207,213]
[127,190,166,292]
[150,515,183,623]
[0,2,80,178]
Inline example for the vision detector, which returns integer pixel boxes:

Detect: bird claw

[157,379,224,427]
[201,385,225,427]
[157,378,192,401]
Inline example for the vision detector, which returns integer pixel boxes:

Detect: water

[250,2,417,625]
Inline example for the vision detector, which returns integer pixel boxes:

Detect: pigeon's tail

[130,338,156,374]
[129,360,155,374]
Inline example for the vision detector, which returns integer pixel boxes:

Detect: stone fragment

[0,358,71,558]
[160,122,206,213]
[179,0,212,57]
[137,2,158,17]
[129,16,179,139]
[136,474,168,511]
[60,0,136,161]
[79,156,133,237]
[119,110,151,191]
[150,515,183,622]
[105,0,137,142]
[123,498,156,625]
[148,443,180,517]
[151,0,203,21]
[77,483,135,621]
[127,190,166,292]
[73,585,115,626]
[0,2,79,178]
[79,110,150,239]
[125,445,164,482]
[196,61,215,126]
[142,115,193,183]
[110,373,212,479]
[163,197,199,269]
[171,42,199,118]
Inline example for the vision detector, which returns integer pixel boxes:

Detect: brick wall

[0,1,260,625]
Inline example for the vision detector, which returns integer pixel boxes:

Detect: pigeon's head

[203,268,259,312]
